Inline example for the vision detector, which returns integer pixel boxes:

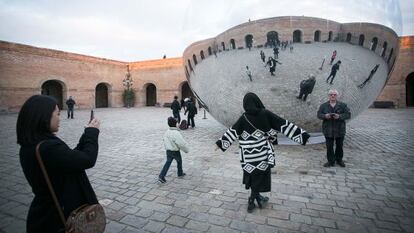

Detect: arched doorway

[346,33,352,42]
[145,84,157,106]
[208,47,212,56]
[387,48,394,64]
[41,80,64,109]
[187,59,193,71]
[181,81,195,101]
[371,37,378,51]
[381,42,387,57]
[359,34,365,46]
[230,39,236,49]
[328,31,333,41]
[192,54,198,65]
[406,73,414,107]
[200,50,205,60]
[314,30,321,42]
[221,42,226,51]
[95,83,109,108]
[266,31,278,47]
[245,34,253,49]
[185,66,190,79]
[293,30,302,43]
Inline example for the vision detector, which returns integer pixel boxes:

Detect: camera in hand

[330,113,336,117]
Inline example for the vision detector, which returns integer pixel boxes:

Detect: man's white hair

[328,89,339,95]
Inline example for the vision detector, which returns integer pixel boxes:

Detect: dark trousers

[173,111,181,123]
[159,150,183,178]
[187,115,195,128]
[326,72,337,84]
[67,108,74,119]
[298,90,309,101]
[325,137,344,165]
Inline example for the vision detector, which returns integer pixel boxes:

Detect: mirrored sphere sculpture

[183,16,400,132]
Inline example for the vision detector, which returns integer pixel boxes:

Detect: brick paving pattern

[0,107,413,233]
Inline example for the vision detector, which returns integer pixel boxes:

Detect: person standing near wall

[184,97,197,128]
[65,96,76,119]
[171,96,181,123]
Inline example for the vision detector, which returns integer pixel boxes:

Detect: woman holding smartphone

[16,95,101,232]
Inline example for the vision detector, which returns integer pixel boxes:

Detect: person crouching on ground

[158,117,189,183]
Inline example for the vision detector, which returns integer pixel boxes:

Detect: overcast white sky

[0,0,412,61]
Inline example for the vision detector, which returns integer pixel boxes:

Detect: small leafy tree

[122,89,135,108]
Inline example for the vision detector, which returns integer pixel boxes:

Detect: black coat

[317,101,351,138]
[19,128,100,233]
[300,79,316,94]
[66,99,76,109]
[216,109,310,192]
[185,101,197,116]
[330,63,340,74]
[171,100,181,113]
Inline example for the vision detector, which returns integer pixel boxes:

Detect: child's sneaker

[158,177,166,183]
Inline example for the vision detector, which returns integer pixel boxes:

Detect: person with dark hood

[215,93,310,213]
[184,97,197,128]
[171,96,181,123]
[16,95,101,232]
[297,75,316,101]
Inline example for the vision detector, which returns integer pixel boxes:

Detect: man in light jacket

[158,117,189,183]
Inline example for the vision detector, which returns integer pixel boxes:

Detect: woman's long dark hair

[16,95,57,146]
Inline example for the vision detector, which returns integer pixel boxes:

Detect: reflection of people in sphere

[358,64,380,88]
[326,61,341,84]
[245,66,252,82]
[297,75,316,101]
[215,93,310,213]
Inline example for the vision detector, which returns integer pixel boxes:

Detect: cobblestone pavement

[0,107,413,233]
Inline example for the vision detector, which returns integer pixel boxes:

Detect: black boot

[247,197,255,213]
[255,194,269,209]
[259,194,269,203]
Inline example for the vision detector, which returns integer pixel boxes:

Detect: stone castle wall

[0,16,412,112]
[377,36,414,107]
[0,41,185,112]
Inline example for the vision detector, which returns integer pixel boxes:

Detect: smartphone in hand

[90,109,94,123]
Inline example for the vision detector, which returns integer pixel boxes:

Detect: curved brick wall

[0,41,186,112]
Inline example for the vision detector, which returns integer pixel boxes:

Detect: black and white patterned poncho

[216,109,310,192]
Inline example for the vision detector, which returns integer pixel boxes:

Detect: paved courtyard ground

[0,107,413,233]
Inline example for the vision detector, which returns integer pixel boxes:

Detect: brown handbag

[36,143,106,233]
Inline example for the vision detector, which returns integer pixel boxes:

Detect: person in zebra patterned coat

[215,93,310,213]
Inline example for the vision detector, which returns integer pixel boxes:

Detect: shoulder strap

[35,142,67,229]
[243,114,258,131]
